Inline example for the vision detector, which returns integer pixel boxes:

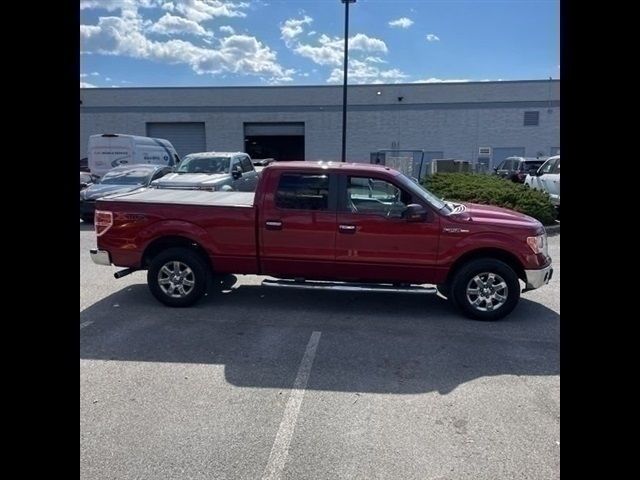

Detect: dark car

[80,164,172,223]
[493,157,546,183]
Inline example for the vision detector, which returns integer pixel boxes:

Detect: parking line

[80,320,94,329]
[262,331,322,480]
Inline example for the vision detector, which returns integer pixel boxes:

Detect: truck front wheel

[147,247,208,307]
[450,258,520,321]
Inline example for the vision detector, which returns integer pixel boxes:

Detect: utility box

[431,159,471,174]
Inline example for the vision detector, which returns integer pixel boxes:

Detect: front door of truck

[259,171,338,278]
[334,174,441,284]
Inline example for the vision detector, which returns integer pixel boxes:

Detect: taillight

[95,210,113,237]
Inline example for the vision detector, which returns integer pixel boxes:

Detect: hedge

[422,173,557,225]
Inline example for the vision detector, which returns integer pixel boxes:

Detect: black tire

[81,214,94,224]
[450,258,520,321]
[147,247,209,307]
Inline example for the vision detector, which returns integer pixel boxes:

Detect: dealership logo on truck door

[443,227,470,233]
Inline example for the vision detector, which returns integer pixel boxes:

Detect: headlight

[526,234,548,255]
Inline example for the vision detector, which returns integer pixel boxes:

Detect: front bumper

[90,249,111,266]
[524,264,553,291]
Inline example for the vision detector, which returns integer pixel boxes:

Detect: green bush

[422,173,557,225]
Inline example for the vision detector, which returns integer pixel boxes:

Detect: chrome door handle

[265,220,283,231]
[338,224,356,234]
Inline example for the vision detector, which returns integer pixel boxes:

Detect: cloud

[81,8,293,82]
[307,30,316,36]
[328,60,408,84]
[426,34,440,42]
[105,76,112,81]
[80,73,88,78]
[80,81,97,88]
[412,78,470,83]
[219,25,235,34]
[293,33,388,67]
[388,17,414,29]
[91,71,100,76]
[81,1,249,21]
[365,56,386,64]
[169,1,249,22]
[280,15,313,47]
[149,13,213,37]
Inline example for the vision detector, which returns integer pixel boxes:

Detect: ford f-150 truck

[90,162,552,320]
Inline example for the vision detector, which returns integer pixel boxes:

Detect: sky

[80,0,559,88]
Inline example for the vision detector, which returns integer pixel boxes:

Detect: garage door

[146,122,206,158]
[492,147,525,170]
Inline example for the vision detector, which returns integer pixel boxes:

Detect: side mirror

[232,166,242,179]
[404,203,427,222]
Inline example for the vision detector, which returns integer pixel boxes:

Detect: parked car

[88,133,180,178]
[80,164,173,223]
[251,158,275,167]
[494,157,546,183]
[90,161,552,321]
[151,152,259,192]
[524,155,560,208]
[80,172,98,191]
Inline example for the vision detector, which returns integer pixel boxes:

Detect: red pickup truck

[90,162,552,320]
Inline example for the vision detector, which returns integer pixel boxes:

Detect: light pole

[341,0,356,162]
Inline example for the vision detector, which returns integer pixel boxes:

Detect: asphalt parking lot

[80,222,559,480]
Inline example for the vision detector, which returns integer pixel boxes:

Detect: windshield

[177,156,230,174]
[394,172,449,212]
[100,169,152,185]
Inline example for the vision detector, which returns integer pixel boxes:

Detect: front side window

[275,174,329,210]
[176,155,230,174]
[346,176,411,218]
[240,156,254,172]
[539,158,557,175]
[551,158,560,174]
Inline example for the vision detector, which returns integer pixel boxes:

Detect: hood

[82,184,143,200]
[151,172,229,188]
[448,202,541,229]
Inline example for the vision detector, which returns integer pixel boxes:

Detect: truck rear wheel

[147,247,208,307]
[450,258,520,321]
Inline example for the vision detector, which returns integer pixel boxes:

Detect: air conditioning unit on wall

[478,147,492,157]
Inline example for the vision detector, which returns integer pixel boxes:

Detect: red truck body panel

[96,162,550,284]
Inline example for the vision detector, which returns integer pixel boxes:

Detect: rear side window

[552,158,560,174]
[240,156,254,172]
[275,174,329,210]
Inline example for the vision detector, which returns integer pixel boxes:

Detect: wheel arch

[446,248,526,285]
[142,235,212,271]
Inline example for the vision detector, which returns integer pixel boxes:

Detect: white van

[88,134,180,177]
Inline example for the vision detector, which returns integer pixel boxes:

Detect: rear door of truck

[258,169,338,279]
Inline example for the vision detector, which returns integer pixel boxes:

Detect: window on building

[275,174,329,210]
[524,111,540,126]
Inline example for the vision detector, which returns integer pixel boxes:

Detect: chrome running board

[261,278,437,294]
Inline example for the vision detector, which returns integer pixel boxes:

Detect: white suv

[524,155,560,208]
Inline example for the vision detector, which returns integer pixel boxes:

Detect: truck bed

[101,188,255,208]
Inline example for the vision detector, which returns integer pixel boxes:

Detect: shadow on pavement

[80,275,559,394]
